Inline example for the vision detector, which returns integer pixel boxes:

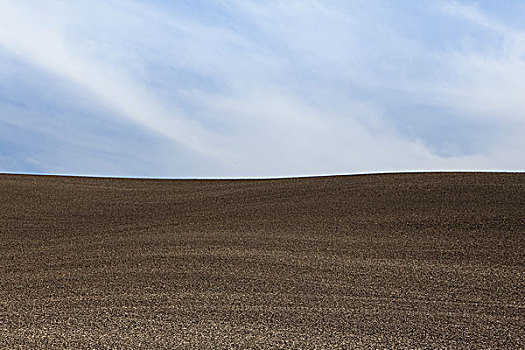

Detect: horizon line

[1,169,523,181]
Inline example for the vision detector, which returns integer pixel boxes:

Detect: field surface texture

[0,172,524,349]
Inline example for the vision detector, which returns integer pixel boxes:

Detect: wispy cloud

[0,0,231,159]
[0,0,523,176]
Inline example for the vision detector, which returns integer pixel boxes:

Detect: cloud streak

[0,0,229,159]
[0,0,524,177]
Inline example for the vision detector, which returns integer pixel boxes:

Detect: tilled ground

[0,172,523,349]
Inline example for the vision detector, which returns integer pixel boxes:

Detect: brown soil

[0,172,523,349]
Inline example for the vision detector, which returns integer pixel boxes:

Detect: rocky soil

[0,172,523,348]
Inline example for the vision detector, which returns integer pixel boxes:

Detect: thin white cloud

[0,0,524,176]
[427,1,525,124]
[441,1,501,31]
[0,0,230,160]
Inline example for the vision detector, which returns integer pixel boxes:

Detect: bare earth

[0,172,523,349]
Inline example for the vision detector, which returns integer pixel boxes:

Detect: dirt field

[0,172,523,349]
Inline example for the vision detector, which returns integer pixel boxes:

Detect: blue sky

[0,0,524,177]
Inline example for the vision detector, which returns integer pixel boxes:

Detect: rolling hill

[0,172,523,348]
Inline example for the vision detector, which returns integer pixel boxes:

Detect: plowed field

[0,173,523,348]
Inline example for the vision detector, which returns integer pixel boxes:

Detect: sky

[0,0,524,178]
